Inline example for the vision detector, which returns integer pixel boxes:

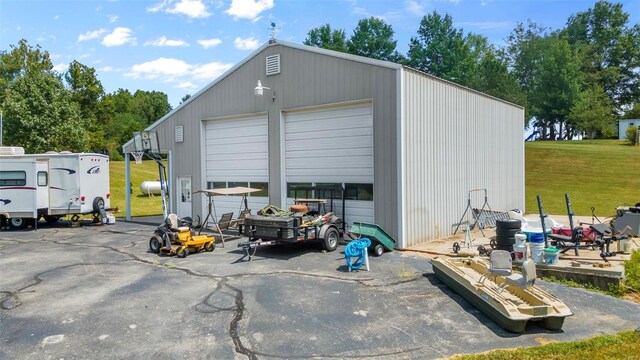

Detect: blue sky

[1,0,639,107]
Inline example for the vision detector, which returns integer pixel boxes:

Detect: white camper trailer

[0,147,111,229]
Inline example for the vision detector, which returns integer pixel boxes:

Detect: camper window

[37,171,48,186]
[0,171,27,186]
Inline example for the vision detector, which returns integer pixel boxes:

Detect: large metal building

[123,39,524,249]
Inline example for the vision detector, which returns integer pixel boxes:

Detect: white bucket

[530,242,545,264]
[513,243,528,263]
[515,233,527,247]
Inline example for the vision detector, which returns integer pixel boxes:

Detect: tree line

[1,0,638,157]
[0,39,172,158]
[304,1,640,140]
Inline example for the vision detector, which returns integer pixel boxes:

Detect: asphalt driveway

[1,220,639,359]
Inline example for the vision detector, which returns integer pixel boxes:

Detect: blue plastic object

[345,238,371,271]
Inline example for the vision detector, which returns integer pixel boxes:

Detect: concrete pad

[1,220,640,359]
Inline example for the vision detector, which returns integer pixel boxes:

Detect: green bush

[624,249,640,291]
[626,125,638,145]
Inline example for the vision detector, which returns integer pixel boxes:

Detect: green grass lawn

[526,140,640,216]
[109,159,166,217]
[451,330,640,360]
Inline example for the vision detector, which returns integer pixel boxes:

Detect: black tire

[8,217,26,229]
[44,215,61,223]
[495,219,521,230]
[322,228,339,252]
[489,239,497,249]
[372,244,384,257]
[177,246,188,258]
[496,228,521,238]
[92,197,105,213]
[149,235,162,253]
[204,241,215,252]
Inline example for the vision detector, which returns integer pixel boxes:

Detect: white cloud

[144,36,190,47]
[109,15,119,23]
[53,63,69,72]
[226,0,273,20]
[177,81,198,90]
[125,57,233,88]
[234,36,259,50]
[126,57,191,80]
[405,0,425,16]
[197,38,222,49]
[149,0,211,18]
[50,54,62,60]
[102,27,136,47]
[192,62,233,80]
[78,28,106,42]
[53,15,60,20]
[99,66,115,72]
[147,0,169,13]
[448,0,460,4]
[79,53,92,59]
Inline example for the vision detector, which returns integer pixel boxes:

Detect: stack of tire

[495,219,522,253]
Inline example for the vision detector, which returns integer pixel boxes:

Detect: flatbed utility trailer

[238,185,346,261]
[240,212,342,261]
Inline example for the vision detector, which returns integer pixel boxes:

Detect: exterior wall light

[254,80,276,101]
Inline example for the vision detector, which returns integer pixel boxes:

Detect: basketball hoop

[131,151,145,164]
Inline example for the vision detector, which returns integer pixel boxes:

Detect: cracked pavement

[1,220,640,359]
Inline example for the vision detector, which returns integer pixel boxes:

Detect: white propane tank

[139,181,165,196]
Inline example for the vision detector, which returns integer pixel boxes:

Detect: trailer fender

[318,224,338,241]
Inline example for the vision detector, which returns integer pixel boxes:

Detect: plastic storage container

[530,242,545,264]
[529,232,545,243]
[543,247,560,265]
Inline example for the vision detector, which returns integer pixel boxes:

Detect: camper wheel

[92,197,105,213]
[8,217,26,229]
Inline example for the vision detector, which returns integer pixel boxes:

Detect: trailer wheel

[92,197,105,213]
[372,244,384,257]
[177,246,188,258]
[322,228,339,252]
[149,235,162,253]
[8,217,26,229]
[204,241,215,252]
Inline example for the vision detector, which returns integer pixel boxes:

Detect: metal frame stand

[454,189,491,236]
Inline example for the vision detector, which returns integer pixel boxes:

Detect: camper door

[48,156,81,215]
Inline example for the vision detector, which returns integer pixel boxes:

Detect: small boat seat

[167,214,190,232]
[506,259,537,287]
[487,250,513,276]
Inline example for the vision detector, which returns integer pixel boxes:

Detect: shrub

[626,125,638,145]
[624,249,640,291]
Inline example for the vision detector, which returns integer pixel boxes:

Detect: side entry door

[176,176,192,219]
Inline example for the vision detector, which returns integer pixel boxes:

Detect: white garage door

[284,102,374,225]
[204,115,269,217]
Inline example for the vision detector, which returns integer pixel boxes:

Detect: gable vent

[266,54,280,76]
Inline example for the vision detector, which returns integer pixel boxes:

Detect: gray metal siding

[401,68,524,247]
[138,43,399,239]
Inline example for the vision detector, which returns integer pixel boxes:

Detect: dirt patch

[622,291,640,304]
